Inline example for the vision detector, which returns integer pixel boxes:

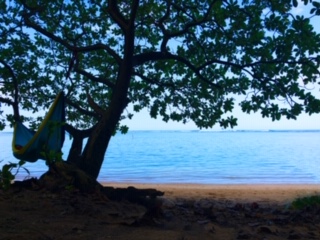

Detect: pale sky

[121,104,320,131]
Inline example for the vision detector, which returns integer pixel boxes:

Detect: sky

[121,103,320,131]
[1,0,320,131]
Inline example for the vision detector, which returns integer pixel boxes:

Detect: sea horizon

[1,130,320,184]
[2,128,320,133]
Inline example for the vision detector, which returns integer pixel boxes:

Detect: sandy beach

[103,183,320,203]
[1,181,320,239]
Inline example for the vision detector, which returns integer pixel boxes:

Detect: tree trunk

[77,66,132,179]
[78,115,113,179]
[72,10,136,180]
[66,134,83,166]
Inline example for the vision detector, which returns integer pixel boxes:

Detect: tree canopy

[1,0,320,179]
[1,0,320,130]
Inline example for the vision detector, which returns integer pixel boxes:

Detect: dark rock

[162,210,174,220]
[197,219,210,225]
[161,198,176,209]
[194,199,213,210]
[204,223,216,233]
[183,223,192,231]
[287,230,302,239]
[248,222,260,227]
[250,202,259,210]
[237,230,251,239]
[258,226,276,234]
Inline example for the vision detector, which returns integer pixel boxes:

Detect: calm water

[1,131,320,184]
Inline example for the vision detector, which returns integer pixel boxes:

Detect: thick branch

[107,0,129,31]
[64,123,95,139]
[129,0,139,27]
[87,92,105,116]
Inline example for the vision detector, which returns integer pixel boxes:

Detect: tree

[1,0,320,180]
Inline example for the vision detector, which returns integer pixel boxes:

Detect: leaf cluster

[0,160,29,190]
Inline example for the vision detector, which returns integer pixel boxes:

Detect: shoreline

[102,182,320,203]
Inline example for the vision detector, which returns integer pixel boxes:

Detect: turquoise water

[1,130,320,184]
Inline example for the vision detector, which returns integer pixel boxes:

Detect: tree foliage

[0,0,320,179]
[1,0,320,130]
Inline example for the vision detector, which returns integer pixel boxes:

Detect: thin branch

[0,59,18,84]
[133,71,176,89]
[0,59,21,120]
[0,96,13,105]
[86,92,105,116]
[133,51,221,88]
[22,10,121,64]
[74,67,116,89]
[162,1,217,39]
[65,97,99,119]
[244,57,320,73]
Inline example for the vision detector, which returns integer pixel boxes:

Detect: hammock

[12,92,65,162]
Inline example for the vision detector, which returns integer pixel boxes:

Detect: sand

[1,182,320,239]
[103,182,320,203]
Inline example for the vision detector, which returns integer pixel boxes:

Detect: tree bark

[78,114,113,179]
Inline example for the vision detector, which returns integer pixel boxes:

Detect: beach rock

[161,198,176,209]
[287,230,302,239]
[233,203,245,210]
[204,222,216,233]
[194,198,213,210]
[250,202,259,210]
[162,209,175,220]
[197,219,210,225]
[183,223,192,231]
[248,222,261,227]
[212,201,228,212]
[237,229,251,239]
[258,226,278,234]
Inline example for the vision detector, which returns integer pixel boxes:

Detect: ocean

[1,130,320,184]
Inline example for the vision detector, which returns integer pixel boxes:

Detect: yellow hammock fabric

[12,92,65,162]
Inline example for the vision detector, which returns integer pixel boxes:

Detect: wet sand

[102,183,320,203]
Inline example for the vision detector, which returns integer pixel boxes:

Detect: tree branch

[74,67,116,89]
[22,10,121,64]
[133,71,176,89]
[0,59,21,120]
[64,123,95,138]
[161,1,217,39]
[133,52,221,88]
[0,96,13,105]
[65,97,99,119]
[107,0,129,31]
[130,0,139,27]
[87,92,105,116]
